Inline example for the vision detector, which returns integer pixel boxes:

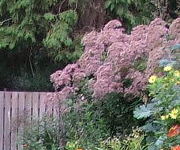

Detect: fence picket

[18,92,25,150]
[46,92,54,117]
[0,91,4,150]
[32,92,39,119]
[24,93,32,122]
[39,93,46,119]
[4,92,11,150]
[11,92,18,150]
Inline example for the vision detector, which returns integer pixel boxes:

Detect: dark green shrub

[63,96,108,149]
[105,0,155,31]
[100,93,141,137]
[63,92,142,149]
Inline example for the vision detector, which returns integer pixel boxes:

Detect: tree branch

[58,0,67,13]
[0,18,12,26]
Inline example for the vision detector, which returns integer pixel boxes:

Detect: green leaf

[105,0,112,9]
[141,122,162,133]
[155,136,167,148]
[44,13,56,21]
[170,44,180,51]
[134,103,155,119]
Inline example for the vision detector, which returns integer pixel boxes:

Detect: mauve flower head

[169,18,180,39]
[103,20,123,30]
[82,31,98,48]
[48,18,180,105]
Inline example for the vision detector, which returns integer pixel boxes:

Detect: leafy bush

[0,0,83,90]
[64,127,147,150]
[43,10,82,62]
[134,66,180,150]
[10,71,53,91]
[150,0,180,22]
[105,0,155,31]
[159,43,180,70]
[99,93,141,137]
[62,91,142,149]
[21,116,61,150]
[98,127,147,150]
[63,95,109,149]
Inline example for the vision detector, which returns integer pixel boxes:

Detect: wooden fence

[0,91,58,150]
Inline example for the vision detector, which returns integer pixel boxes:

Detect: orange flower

[171,145,180,150]
[167,125,180,137]
[76,148,84,150]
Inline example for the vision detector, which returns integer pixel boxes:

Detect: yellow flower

[176,81,180,85]
[170,114,178,119]
[169,108,178,119]
[171,79,175,82]
[174,70,180,77]
[149,75,157,83]
[164,66,172,72]
[171,108,178,114]
[161,115,166,120]
[161,115,169,120]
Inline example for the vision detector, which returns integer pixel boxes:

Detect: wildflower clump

[134,67,180,149]
[161,108,180,121]
[48,18,180,111]
[98,127,146,150]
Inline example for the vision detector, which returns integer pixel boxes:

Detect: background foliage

[105,0,155,31]
[0,0,179,91]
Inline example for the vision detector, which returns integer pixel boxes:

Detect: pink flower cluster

[48,18,180,103]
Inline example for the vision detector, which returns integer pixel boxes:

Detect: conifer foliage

[105,0,155,31]
[0,0,79,61]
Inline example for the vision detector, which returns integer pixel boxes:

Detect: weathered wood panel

[18,92,25,150]
[4,92,11,150]
[11,92,18,150]
[0,91,55,150]
[0,91,4,150]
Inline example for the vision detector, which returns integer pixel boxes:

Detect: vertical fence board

[11,92,18,150]
[24,93,32,122]
[32,92,39,119]
[4,92,11,150]
[46,93,54,117]
[0,91,4,150]
[0,91,53,150]
[53,100,59,118]
[48,105,53,116]
[18,92,25,150]
[39,93,46,119]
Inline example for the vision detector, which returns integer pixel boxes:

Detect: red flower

[171,145,180,150]
[167,125,180,137]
